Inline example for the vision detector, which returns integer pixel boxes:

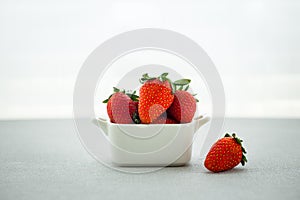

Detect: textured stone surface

[0,119,299,200]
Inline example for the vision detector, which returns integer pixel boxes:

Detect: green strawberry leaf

[174,79,191,85]
[113,87,120,93]
[160,73,169,81]
[142,73,150,79]
[161,72,168,77]
[225,133,230,137]
[102,94,112,103]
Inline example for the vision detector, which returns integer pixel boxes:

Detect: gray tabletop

[0,119,299,200]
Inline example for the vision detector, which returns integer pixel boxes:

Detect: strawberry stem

[139,73,156,83]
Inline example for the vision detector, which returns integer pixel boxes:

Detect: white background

[1,0,299,119]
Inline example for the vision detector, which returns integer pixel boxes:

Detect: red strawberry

[204,133,247,173]
[167,90,196,123]
[151,113,178,124]
[103,88,139,124]
[138,73,175,124]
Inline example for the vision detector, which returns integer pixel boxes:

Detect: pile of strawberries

[103,73,197,124]
[103,73,248,173]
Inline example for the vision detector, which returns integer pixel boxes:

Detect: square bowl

[92,115,210,166]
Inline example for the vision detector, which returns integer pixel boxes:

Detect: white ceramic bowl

[92,115,210,166]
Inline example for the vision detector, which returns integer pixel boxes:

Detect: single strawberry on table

[204,133,247,173]
[103,87,140,124]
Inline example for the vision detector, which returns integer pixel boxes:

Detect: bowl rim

[100,115,206,127]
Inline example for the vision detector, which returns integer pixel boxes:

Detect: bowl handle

[91,117,108,136]
[194,115,210,133]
